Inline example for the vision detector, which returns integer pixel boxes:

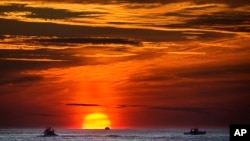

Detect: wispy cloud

[30,0,249,7]
[66,103,226,114]
[0,74,42,86]
[31,37,141,45]
[66,103,101,107]
[178,11,250,32]
[0,3,106,20]
[83,53,137,58]
[0,17,236,43]
[26,112,59,117]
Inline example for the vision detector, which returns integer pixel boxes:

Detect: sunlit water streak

[0,128,228,141]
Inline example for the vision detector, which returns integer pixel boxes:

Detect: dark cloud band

[66,103,224,114]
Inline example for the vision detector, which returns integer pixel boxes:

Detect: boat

[42,127,58,137]
[105,127,110,130]
[184,128,206,135]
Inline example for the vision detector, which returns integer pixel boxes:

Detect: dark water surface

[0,128,228,141]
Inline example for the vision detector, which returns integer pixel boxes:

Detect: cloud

[26,112,59,117]
[58,0,250,7]
[161,9,250,33]
[65,103,224,114]
[19,0,248,6]
[0,48,77,72]
[0,3,106,20]
[183,11,250,32]
[128,0,250,7]
[83,53,137,58]
[0,74,42,86]
[0,17,235,43]
[66,103,101,107]
[31,37,141,45]
[143,106,214,114]
[0,35,4,39]
[183,4,218,10]
[178,62,250,78]
[167,52,206,55]
[126,57,250,91]
[115,104,215,114]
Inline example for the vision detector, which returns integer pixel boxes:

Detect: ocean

[0,128,228,141]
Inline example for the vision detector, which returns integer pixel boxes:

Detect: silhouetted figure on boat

[184,128,206,135]
[43,127,58,136]
[105,127,110,130]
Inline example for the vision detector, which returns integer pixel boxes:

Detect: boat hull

[184,131,206,135]
[37,134,58,137]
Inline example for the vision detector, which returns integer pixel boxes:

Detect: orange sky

[0,0,249,129]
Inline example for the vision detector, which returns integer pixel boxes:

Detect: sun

[82,113,111,129]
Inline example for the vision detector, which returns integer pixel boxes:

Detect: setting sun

[82,113,111,129]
